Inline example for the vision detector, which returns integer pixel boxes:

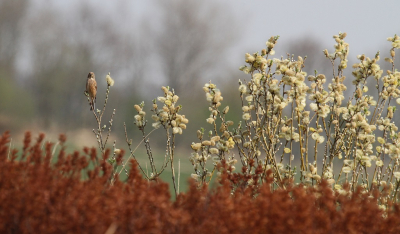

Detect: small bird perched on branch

[86,72,97,111]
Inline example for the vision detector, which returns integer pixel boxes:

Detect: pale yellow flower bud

[245,53,255,63]
[209,148,219,154]
[161,86,169,94]
[245,95,253,102]
[191,143,202,151]
[242,113,251,121]
[317,136,325,143]
[310,103,318,111]
[181,116,189,124]
[242,106,250,112]
[342,166,352,174]
[191,173,199,180]
[222,106,229,114]
[206,118,215,124]
[239,84,247,93]
[327,179,335,185]
[164,99,172,106]
[312,175,321,181]
[157,97,166,103]
[134,104,142,112]
[152,122,161,129]
[309,164,317,174]
[394,172,400,180]
[106,73,114,86]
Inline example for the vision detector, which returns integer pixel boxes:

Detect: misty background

[1,0,400,151]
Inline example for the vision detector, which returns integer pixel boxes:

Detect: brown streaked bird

[86,72,97,111]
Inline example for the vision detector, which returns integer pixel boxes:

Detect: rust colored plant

[2,131,400,233]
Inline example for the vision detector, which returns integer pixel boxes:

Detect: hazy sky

[232,0,400,63]
[48,0,400,68]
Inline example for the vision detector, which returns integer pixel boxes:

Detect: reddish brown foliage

[1,131,400,234]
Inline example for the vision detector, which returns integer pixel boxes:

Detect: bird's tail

[90,99,95,111]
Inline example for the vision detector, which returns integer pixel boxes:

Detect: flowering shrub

[84,33,400,206]
[188,33,400,210]
[2,131,400,233]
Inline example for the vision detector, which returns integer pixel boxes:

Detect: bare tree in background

[151,0,237,95]
[0,0,31,132]
[0,0,239,139]
[24,2,142,129]
[0,0,28,77]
